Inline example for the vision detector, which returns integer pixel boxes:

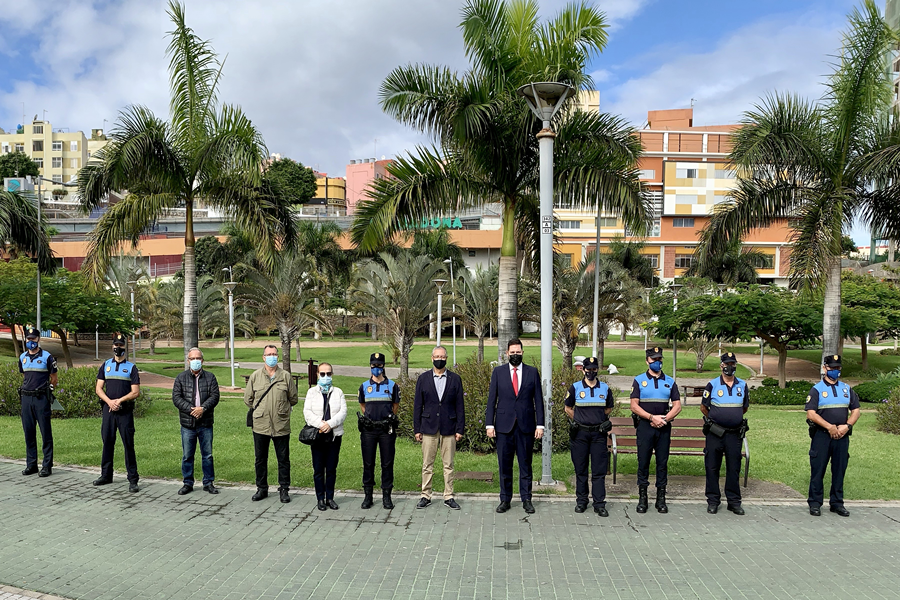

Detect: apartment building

[346,157,393,214]
[0,120,89,193]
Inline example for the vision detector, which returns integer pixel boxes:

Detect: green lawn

[788,348,900,377]
[0,398,895,499]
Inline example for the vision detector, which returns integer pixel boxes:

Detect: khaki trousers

[421,433,456,500]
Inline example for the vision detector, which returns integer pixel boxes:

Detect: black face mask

[508,354,523,366]
[433,359,447,370]
[584,370,598,381]
[113,347,126,358]
[722,364,736,376]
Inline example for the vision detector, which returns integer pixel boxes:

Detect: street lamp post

[443,259,457,366]
[671,284,682,381]
[433,279,447,347]
[643,287,654,351]
[518,81,574,487]
[127,280,138,362]
[224,280,238,388]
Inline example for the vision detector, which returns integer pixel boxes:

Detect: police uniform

[18,327,58,476]
[631,347,680,513]
[565,357,614,515]
[95,334,141,489]
[702,352,749,514]
[805,355,860,516]
[358,352,400,509]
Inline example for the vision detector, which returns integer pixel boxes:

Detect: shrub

[0,364,152,418]
[876,386,900,435]
[879,348,900,356]
[761,377,779,387]
[854,379,899,403]
[749,380,810,405]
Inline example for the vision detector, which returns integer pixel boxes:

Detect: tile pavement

[1,460,899,600]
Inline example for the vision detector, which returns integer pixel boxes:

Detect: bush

[749,380,811,405]
[761,377,779,387]
[879,348,900,356]
[876,386,900,435]
[854,379,899,403]
[0,364,152,418]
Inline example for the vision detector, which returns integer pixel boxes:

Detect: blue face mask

[371,366,384,377]
[826,369,841,380]
[649,360,662,373]
[26,341,38,350]
[265,355,278,368]
[318,375,333,392]
[190,359,203,372]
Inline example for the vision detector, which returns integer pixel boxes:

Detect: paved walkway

[1,461,899,600]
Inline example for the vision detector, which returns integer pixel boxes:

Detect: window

[70,141,78,152]
[638,169,655,180]
[558,220,581,229]
[596,217,619,228]
[676,167,698,179]
[649,255,659,269]
[673,217,695,228]
[52,157,62,168]
[51,141,63,152]
[468,250,476,257]
[51,174,62,183]
[33,125,43,134]
[34,158,43,169]
[715,168,735,179]
[70,158,78,169]
[33,140,43,152]
[674,254,696,269]
[1,143,7,154]
[14,143,24,152]
[629,218,661,238]
[675,194,698,205]
[757,254,775,269]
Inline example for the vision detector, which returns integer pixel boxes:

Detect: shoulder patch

[806,395,811,403]
[703,390,710,398]
[565,390,570,399]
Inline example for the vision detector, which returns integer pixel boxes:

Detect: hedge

[749,380,811,405]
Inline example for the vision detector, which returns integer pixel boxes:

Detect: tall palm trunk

[822,256,842,359]
[279,325,292,373]
[477,334,485,362]
[497,204,518,362]
[861,334,869,372]
[11,326,21,356]
[182,199,199,365]
[598,338,605,369]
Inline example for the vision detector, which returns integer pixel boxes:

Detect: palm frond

[788,191,844,292]
[0,190,55,272]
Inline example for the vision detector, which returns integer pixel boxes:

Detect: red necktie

[512,367,519,396]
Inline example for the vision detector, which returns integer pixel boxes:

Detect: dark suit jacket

[485,363,545,434]
[413,369,465,436]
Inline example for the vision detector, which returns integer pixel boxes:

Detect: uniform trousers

[100,404,138,482]
[636,419,671,488]
[570,429,609,508]
[361,429,396,490]
[808,429,850,509]
[311,435,342,501]
[704,431,743,507]
[253,432,290,490]
[496,422,534,502]
[21,393,53,471]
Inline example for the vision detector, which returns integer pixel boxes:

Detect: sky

[0,0,876,241]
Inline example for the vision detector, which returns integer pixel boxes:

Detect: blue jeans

[181,426,214,486]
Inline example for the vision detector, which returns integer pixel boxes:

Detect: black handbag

[299,426,320,445]
[246,380,277,427]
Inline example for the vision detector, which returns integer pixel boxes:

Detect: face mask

[371,366,384,377]
[190,359,203,372]
[265,355,278,368]
[113,347,126,358]
[722,365,737,376]
[433,359,447,370]
[318,375,332,392]
[508,354,523,367]
[649,360,662,372]
[826,369,841,380]
[584,370,598,381]
[26,341,38,350]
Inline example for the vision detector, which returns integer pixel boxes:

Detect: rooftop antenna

[690,98,697,108]
[374,138,377,159]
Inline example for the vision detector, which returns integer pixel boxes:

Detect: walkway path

[1,461,899,600]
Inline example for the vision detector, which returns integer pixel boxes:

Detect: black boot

[361,487,374,509]
[655,487,668,514]
[636,485,648,514]
[383,488,394,510]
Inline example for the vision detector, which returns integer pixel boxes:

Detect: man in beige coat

[244,345,298,503]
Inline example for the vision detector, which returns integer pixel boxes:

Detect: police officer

[93,334,141,492]
[630,347,681,514]
[701,352,749,515]
[805,355,860,517]
[357,352,400,510]
[17,326,58,477]
[564,357,614,516]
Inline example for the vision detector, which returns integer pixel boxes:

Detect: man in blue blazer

[485,338,545,514]
[414,346,466,510]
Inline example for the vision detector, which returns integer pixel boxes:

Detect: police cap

[583,357,600,370]
[646,347,663,360]
[824,354,842,368]
[720,352,738,364]
[369,352,385,366]
[24,326,40,339]
[112,333,127,346]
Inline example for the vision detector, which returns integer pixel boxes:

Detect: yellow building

[308,174,347,216]
[0,120,89,194]
[87,128,110,161]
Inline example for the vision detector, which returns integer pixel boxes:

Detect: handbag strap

[252,379,278,412]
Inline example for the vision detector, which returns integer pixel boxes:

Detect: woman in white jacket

[303,362,347,510]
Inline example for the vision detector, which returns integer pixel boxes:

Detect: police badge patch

[717,390,724,397]
[641,380,647,387]
[822,391,828,398]
[579,391,586,398]
[367,386,373,393]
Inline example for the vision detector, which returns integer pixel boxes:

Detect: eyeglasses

[319,371,333,377]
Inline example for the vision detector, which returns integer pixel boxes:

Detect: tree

[651,279,722,373]
[0,257,39,355]
[688,237,767,285]
[0,151,40,179]
[841,272,900,370]
[696,1,900,361]
[461,264,498,362]
[77,0,298,363]
[606,237,657,287]
[350,0,650,362]
[581,252,641,367]
[551,255,592,369]
[265,157,317,205]
[0,190,54,273]
[841,235,859,258]
[351,252,442,377]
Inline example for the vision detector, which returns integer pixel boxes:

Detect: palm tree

[551,255,593,368]
[606,237,657,287]
[351,252,443,378]
[460,264,499,362]
[76,0,297,362]
[0,190,54,273]
[697,1,900,358]
[350,0,650,362]
[688,238,767,285]
[579,251,640,367]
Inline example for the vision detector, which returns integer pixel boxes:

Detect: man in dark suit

[485,338,545,514]
[414,346,466,510]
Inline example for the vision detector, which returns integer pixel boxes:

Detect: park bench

[607,417,750,487]
[242,358,319,389]
[681,385,706,405]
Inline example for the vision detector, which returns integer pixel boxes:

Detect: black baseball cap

[24,326,39,339]
[646,347,663,360]
[720,352,737,364]
[583,357,600,370]
[112,333,127,346]
[370,352,385,366]
[824,354,842,368]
